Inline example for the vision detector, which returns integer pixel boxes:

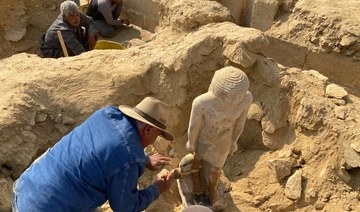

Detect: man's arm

[98,0,123,26]
[108,165,160,212]
[79,13,98,50]
[61,30,86,55]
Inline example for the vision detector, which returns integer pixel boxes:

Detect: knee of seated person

[100,27,115,38]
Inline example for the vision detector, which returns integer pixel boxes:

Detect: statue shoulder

[193,92,217,108]
[244,91,253,105]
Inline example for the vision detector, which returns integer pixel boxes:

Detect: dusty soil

[0,0,359,211]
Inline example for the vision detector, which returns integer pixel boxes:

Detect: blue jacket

[14,106,160,211]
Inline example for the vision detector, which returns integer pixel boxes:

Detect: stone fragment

[344,144,360,169]
[315,201,325,210]
[331,98,346,106]
[247,101,264,121]
[29,111,36,126]
[303,70,328,81]
[340,35,357,47]
[350,142,360,152]
[307,188,318,198]
[334,106,347,120]
[285,170,302,200]
[267,159,292,180]
[35,112,47,122]
[55,123,69,135]
[62,114,76,125]
[326,84,348,99]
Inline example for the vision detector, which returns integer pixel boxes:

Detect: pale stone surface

[267,159,293,180]
[285,170,302,200]
[344,144,360,169]
[250,0,279,31]
[303,70,329,81]
[351,142,360,152]
[4,27,26,42]
[326,84,348,99]
[247,101,264,121]
[62,114,76,125]
[334,106,347,120]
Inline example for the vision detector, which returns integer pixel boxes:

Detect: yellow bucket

[94,40,125,50]
[79,4,89,14]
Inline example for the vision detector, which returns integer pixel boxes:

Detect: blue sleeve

[108,165,160,212]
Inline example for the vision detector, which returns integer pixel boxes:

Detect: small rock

[344,144,360,169]
[307,188,318,198]
[247,101,264,121]
[340,35,357,47]
[62,114,76,125]
[35,112,47,122]
[331,98,346,106]
[334,106,347,120]
[315,201,325,210]
[326,84,348,99]
[285,170,302,200]
[54,123,69,135]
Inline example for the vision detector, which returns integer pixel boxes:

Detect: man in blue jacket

[13,97,176,211]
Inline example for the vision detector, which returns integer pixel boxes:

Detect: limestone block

[285,170,302,200]
[250,0,279,31]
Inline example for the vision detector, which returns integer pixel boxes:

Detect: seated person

[41,0,98,58]
[86,0,130,37]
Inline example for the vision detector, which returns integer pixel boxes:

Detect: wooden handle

[57,31,69,57]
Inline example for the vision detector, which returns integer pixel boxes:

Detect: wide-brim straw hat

[119,97,174,141]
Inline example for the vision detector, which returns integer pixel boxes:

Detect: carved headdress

[209,66,249,97]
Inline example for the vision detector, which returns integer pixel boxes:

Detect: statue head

[208,66,249,102]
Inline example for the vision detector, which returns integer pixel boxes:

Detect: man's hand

[154,169,176,193]
[87,32,97,50]
[122,19,130,26]
[146,153,171,171]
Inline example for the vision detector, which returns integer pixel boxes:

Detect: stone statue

[186,66,253,210]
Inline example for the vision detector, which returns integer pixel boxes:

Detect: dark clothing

[13,107,160,211]
[41,13,97,58]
